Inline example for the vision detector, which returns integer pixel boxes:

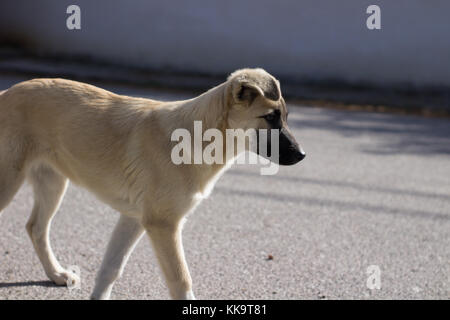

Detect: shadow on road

[289,108,450,155]
[227,170,449,201]
[0,280,58,288]
[216,185,449,221]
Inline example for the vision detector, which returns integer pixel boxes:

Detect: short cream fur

[0,68,298,299]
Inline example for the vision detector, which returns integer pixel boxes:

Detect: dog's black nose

[278,145,306,165]
[294,146,306,161]
[296,149,306,161]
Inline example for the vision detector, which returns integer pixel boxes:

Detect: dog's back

[0,79,159,210]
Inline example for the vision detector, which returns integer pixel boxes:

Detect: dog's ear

[229,69,281,105]
[232,81,265,105]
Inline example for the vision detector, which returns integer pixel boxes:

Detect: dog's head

[226,68,305,165]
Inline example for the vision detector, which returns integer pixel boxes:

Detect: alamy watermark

[171,121,280,175]
[366,265,381,290]
[66,265,81,290]
[66,5,380,31]
[66,5,81,30]
[366,5,381,30]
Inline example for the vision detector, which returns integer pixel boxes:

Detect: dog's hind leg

[0,145,27,214]
[0,168,25,215]
[26,164,78,286]
[91,215,144,300]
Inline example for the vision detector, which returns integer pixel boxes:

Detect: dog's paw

[48,269,80,287]
[180,290,196,300]
[186,291,196,300]
[90,292,110,300]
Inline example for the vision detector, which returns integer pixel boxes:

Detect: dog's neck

[177,82,230,132]
[170,81,235,185]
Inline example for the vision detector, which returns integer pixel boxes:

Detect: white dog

[0,68,304,299]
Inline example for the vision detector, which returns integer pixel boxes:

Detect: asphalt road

[0,74,449,299]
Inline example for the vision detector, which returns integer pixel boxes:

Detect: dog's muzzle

[278,127,305,165]
[257,127,305,166]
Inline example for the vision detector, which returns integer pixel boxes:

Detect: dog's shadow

[0,280,59,288]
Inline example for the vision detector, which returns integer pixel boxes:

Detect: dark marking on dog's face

[227,69,305,166]
[256,97,305,165]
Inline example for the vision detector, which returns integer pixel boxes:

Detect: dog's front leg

[145,220,195,300]
[91,215,145,300]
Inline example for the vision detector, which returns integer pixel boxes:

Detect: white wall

[1,0,449,88]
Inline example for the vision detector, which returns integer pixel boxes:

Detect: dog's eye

[262,110,280,122]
